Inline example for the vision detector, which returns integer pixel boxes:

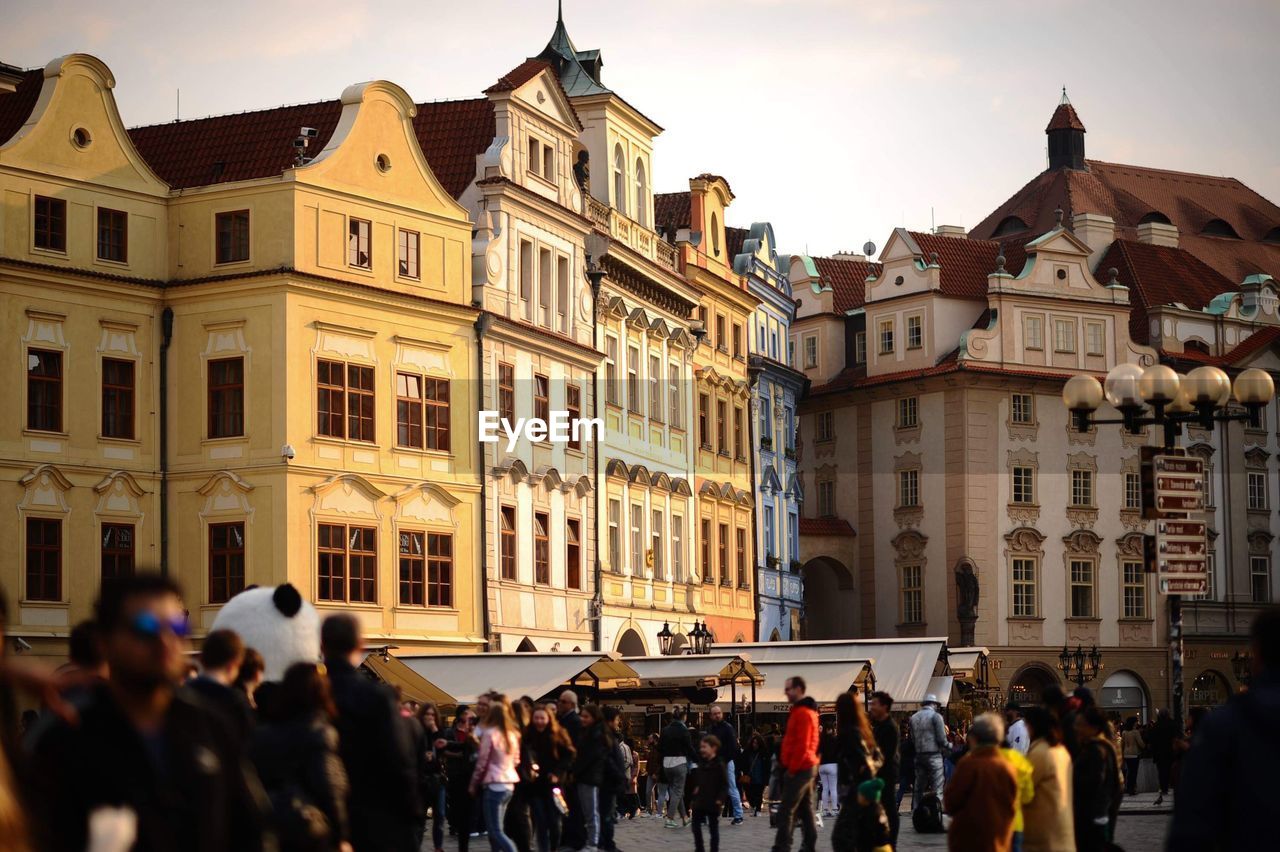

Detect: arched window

[1185,339,1211,355]
[993,215,1029,237]
[1201,219,1240,239]
[1138,211,1172,226]
[612,144,627,216]
[711,212,721,257]
[634,159,648,227]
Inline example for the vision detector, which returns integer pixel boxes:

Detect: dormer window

[527,137,555,182]
[613,144,627,215]
[993,215,1028,237]
[1201,219,1240,239]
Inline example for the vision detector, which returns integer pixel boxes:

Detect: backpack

[912,790,944,833]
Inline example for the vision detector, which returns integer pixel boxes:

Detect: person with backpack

[909,693,948,832]
[942,713,1017,852]
[250,662,351,852]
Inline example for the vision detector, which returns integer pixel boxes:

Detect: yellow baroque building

[0,55,483,660]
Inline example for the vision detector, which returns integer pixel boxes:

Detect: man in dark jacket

[1170,606,1280,852]
[186,628,255,751]
[868,690,900,846]
[557,689,587,849]
[322,614,420,852]
[707,705,744,823]
[659,706,698,827]
[30,574,268,852]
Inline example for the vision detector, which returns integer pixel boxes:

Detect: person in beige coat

[1021,707,1074,852]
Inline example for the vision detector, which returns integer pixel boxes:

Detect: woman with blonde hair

[471,694,522,852]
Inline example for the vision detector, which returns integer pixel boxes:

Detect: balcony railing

[587,196,678,273]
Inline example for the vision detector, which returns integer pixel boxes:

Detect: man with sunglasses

[29,573,269,852]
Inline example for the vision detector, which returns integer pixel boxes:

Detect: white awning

[716,638,947,709]
[618,654,762,690]
[745,659,874,712]
[946,646,999,689]
[925,675,955,708]
[395,652,639,705]
[361,651,455,706]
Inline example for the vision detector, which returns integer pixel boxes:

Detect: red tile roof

[798,517,855,537]
[906,231,1021,300]
[807,356,1081,397]
[0,68,44,145]
[412,98,495,199]
[972,160,1280,284]
[1095,239,1235,343]
[811,256,879,313]
[654,191,691,234]
[1046,102,1086,132]
[1163,327,1280,368]
[726,225,749,260]
[483,59,554,94]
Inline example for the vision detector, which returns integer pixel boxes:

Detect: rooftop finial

[1054,207,1064,227]
[557,0,563,24]
[1107,267,1120,286]
[995,242,1007,274]
[1061,86,1069,105]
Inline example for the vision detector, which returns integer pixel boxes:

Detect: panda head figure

[209,583,320,681]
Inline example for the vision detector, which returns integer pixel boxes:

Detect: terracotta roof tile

[811,256,879,313]
[905,231,1009,300]
[799,517,856,537]
[1095,239,1235,343]
[725,226,749,260]
[483,59,554,94]
[412,98,495,199]
[1162,328,1280,368]
[808,358,1081,396]
[654,191,690,234]
[1046,102,1086,132]
[0,67,42,145]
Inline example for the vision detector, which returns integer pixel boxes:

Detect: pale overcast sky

[4,0,1278,256]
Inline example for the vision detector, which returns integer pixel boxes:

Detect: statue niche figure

[573,150,590,192]
[956,561,979,645]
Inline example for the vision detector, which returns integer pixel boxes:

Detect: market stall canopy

[947,646,1000,689]
[617,654,763,690]
[748,659,874,712]
[396,652,639,704]
[361,650,455,707]
[716,638,947,710]
[925,675,955,708]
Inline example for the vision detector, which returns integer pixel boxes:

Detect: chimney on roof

[1071,212,1114,272]
[0,61,23,94]
[1137,221,1179,249]
[935,225,967,240]
[831,251,867,262]
[1046,88,1086,171]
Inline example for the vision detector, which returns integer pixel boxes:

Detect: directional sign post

[1155,518,1208,595]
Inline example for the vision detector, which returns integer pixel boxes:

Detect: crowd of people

[0,574,1276,852]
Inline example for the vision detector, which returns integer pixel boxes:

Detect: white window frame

[906,314,923,350]
[898,469,920,508]
[1012,466,1034,505]
[1122,560,1147,619]
[1069,558,1096,618]
[1024,315,1043,350]
[879,319,895,355]
[1054,318,1076,353]
[1071,469,1093,508]
[1012,557,1038,618]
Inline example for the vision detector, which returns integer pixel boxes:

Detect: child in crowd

[689,735,728,852]
[854,778,892,852]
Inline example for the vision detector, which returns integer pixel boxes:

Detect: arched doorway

[1099,670,1149,723]
[1190,670,1231,709]
[800,557,857,639]
[616,628,647,657]
[1009,663,1059,707]
[516,638,537,652]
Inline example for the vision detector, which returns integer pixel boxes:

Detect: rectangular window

[879,319,894,355]
[718,523,730,586]
[528,136,540,175]
[698,394,711,448]
[566,384,582,450]
[1125,472,1142,510]
[422,378,450,451]
[566,518,582,589]
[816,410,834,442]
[1122,561,1147,619]
[1012,557,1037,617]
[398,530,425,606]
[101,358,135,440]
[803,335,818,368]
[906,315,923,349]
[651,509,664,579]
[605,336,620,405]
[543,143,554,180]
[649,354,662,422]
[897,396,918,429]
[630,504,644,576]
[627,346,640,414]
[760,392,773,440]
[534,374,550,424]
[396,373,423,449]
[25,517,61,601]
[1247,405,1265,430]
[346,364,375,442]
[317,523,377,603]
[1024,315,1043,350]
[348,218,371,269]
[534,512,550,585]
[701,518,712,584]
[1054,318,1076,353]
[97,207,127,262]
[672,515,684,582]
[1069,559,1095,618]
[1248,471,1268,510]
[787,338,795,366]
[396,374,450,451]
[27,349,62,432]
[609,499,622,573]
[899,469,920,508]
[668,364,682,428]
[854,331,866,364]
[34,196,67,252]
[901,564,922,625]
[317,359,346,438]
[426,533,453,607]
[1071,469,1093,507]
[1011,393,1034,425]
[208,522,246,604]
[398,229,420,278]
[556,256,570,332]
[1251,556,1271,604]
[716,400,728,455]
[1086,321,1105,356]
[499,362,515,422]
[764,507,775,559]
[715,314,727,352]
[817,480,836,518]
[736,527,747,587]
[500,506,517,580]
[215,210,251,264]
[538,248,552,327]
[732,323,743,358]
[100,523,135,591]
[208,357,244,439]
[1012,466,1034,505]
[733,407,744,460]
[519,240,534,319]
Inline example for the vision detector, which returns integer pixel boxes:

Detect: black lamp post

[1064,362,1274,733]
[657,622,674,656]
[688,621,712,655]
[1059,644,1102,687]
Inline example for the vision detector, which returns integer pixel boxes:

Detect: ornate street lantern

[657,622,674,656]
